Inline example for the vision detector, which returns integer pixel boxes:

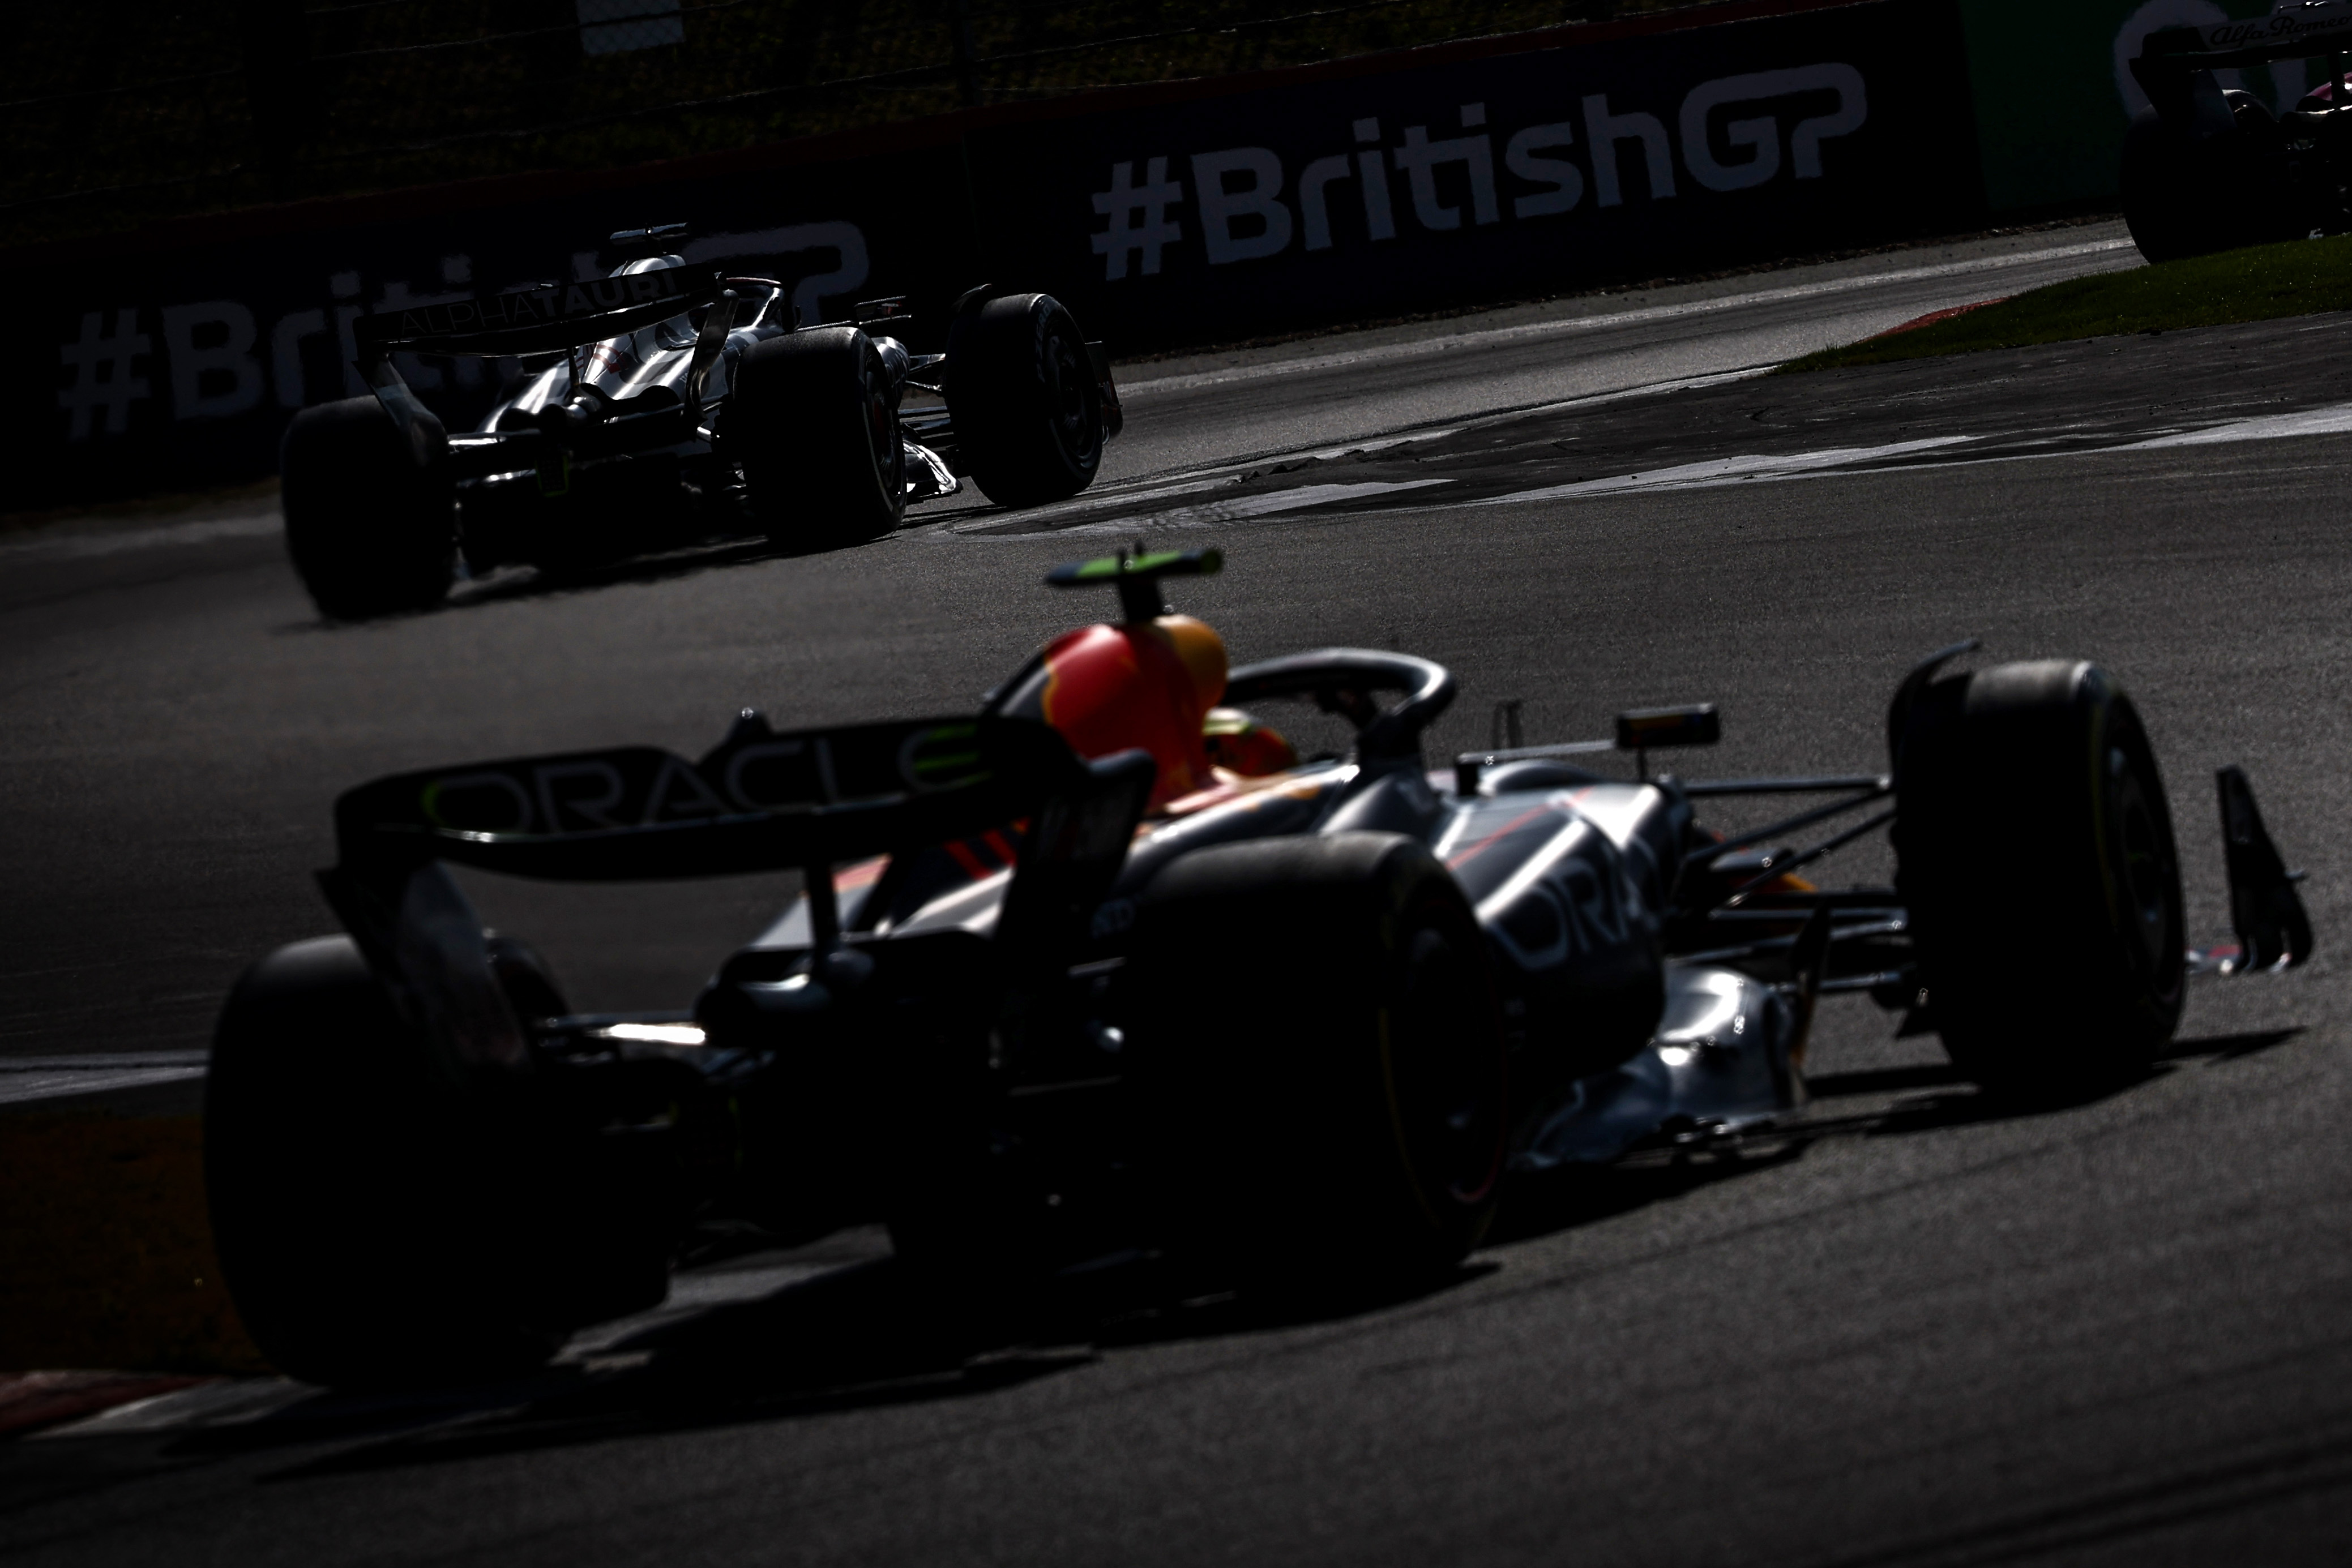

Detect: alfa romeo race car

[204,551,2315,1387]
[281,223,1121,618]
[2125,0,2352,259]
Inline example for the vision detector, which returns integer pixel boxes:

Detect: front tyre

[2120,100,2294,263]
[1126,832,1508,1289]
[280,396,455,619]
[946,294,1105,508]
[730,327,906,547]
[1894,660,2186,1096]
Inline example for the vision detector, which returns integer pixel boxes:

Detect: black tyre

[1124,831,1508,1287]
[2120,101,2295,263]
[205,936,662,1387]
[730,327,905,546]
[1893,660,2186,1096]
[946,293,1104,508]
[280,396,455,619]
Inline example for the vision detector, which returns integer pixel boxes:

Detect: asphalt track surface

[8,225,2352,1566]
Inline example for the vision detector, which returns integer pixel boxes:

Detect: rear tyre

[280,396,455,619]
[1893,661,2186,1097]
[1125,832,1508,1291]
[946,294,1104,508]
[206,936,660,1387]
[730,327,905,547]
[2120,102,2294,263]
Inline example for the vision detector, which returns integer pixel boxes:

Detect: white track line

[1051,479,1452,535]
[2119,400,2352,447]
[0,1051,209,1106]
[1469,437,1977,503]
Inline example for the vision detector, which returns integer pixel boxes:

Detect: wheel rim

[2107,738,2179,980]
[1388,922,1506,1210]
[1041,323,1094,464]
[862,354,904,503]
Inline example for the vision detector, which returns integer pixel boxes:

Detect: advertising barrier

[978,0,1978,348]
[6,0,1981,508]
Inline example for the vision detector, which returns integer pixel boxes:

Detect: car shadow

[278,521,904,633]
[173,1029,2307,1477]
[1493,1027,2307,1249]
[180,1246,1492,1480]
[178,1258,1076,1477]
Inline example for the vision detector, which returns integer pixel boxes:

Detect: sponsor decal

[408,722,994,839]
[1087,66,1868,281]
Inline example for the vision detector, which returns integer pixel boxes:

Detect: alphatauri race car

[2125,0,2352,259]
[206,551,2314,1387]
[281,223,1121,618]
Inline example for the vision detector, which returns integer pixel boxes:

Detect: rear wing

[318,713,1154,1080]
[353,268,726,360]
[2134,7,2352,113]
[353,266,739,455]
[330,713,1087,881]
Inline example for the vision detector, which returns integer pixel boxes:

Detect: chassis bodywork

[2129,2,2352,249]
[352,231,1122,571]
[300,571,2316,1289]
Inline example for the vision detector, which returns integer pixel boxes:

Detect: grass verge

[1780,233,2352,372]
[0,1113,268,1375]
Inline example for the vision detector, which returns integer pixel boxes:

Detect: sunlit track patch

[1438,399,2352,505]
[1111,237,2140,397]
[921,393,2352,538]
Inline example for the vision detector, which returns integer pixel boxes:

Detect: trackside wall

[6,0,1981,508]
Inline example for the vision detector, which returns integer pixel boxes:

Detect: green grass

[1780,233,2352,373]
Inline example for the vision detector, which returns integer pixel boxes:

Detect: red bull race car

[205,551,2313,1387]
[281,222,1119,618]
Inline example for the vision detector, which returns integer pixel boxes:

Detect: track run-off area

[8,218,2352,1566]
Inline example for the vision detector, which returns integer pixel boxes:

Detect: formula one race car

[280,222,1121,618]
[204,551,2315,1387]
[2125,1,2352,260]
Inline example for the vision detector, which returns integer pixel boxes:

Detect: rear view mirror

[1615,705,1721,751]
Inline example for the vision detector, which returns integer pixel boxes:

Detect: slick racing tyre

[946,293,1104,508]
[1893,661,2186,1098]
[206,936,664,1388]
[1125,831,1508,1289]
[280,396,456,619]
[2120,98,2295,263]
[732,327,906,547]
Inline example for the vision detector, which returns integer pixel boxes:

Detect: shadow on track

[172,1251,1490,1481]
[164,1031,2303,1480]
[1492,1028,2306,1249]
[276,513,930,633]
